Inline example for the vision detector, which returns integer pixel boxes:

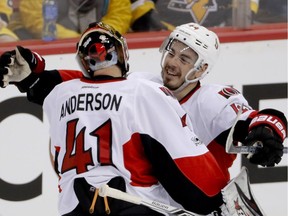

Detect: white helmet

[160,23,220,83]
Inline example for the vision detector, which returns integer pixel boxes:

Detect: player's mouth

[165,67,178,76]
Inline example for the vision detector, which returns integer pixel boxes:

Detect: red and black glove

[244,109,287,167]
[15,46,45,73]
[0,46,45,90]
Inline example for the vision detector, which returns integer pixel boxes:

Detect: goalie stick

[98,184,201,216]
[226,104,287,156]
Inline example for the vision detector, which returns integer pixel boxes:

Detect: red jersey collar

[179,82,201,104]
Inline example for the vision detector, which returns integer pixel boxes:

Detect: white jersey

[179,83,255,178]
[180,83,253,145]
[43,76,227,215]
[128,71,255,179]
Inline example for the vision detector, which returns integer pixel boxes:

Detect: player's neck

[174,82,198,101]
[93,65,122,77]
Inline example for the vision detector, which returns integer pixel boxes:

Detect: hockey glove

[244,109,287,167]
[0,49,14,87]
[0,46,45,88]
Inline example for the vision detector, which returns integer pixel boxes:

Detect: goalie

[0,22,287,215]
[0,23,286,174]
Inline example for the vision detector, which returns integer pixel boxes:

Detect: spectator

[0,0,18,42]
[153,0,259,28]
[130,0,170,32]
[254,0,287,23]
[7,0,34,40]
[18,0,132,39]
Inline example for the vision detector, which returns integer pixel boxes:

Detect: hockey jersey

[179,82,255,179]
[128,71,256,179]
[43,76,227,215]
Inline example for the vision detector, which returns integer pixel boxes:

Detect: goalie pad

[221,167,265,216]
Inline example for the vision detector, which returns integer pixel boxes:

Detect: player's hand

[0,49,15,87]
[244,126,284,167]
[0,46,45,87]
[244,109,287,167]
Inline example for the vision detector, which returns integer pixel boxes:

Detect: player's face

[161,40,198,90]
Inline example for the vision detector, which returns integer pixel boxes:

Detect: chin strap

[171,67,199,94]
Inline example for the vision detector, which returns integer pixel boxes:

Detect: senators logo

[218,87,240,99]
[168,0,217,24]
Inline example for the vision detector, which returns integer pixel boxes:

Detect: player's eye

[179,56,192,65]
[167,50,175,57]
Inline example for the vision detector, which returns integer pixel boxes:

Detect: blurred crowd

[0,0,287,43]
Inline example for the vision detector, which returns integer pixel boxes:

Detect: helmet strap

[171,67,199,94]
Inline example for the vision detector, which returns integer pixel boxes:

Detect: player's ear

[200,63,208,72]
[195,63,208,78]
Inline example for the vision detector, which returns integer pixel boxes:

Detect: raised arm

[0,46,82,105]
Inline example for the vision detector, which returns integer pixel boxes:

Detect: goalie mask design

[77,22,129,78]
[160,22,220,85]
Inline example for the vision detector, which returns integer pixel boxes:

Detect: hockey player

[0,22,230,215]
[153,23,287,178]
[0,22,287,215]
[1,22,286,180]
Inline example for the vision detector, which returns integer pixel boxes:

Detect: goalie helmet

[160,22,220,83]
[77,22,129,78]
